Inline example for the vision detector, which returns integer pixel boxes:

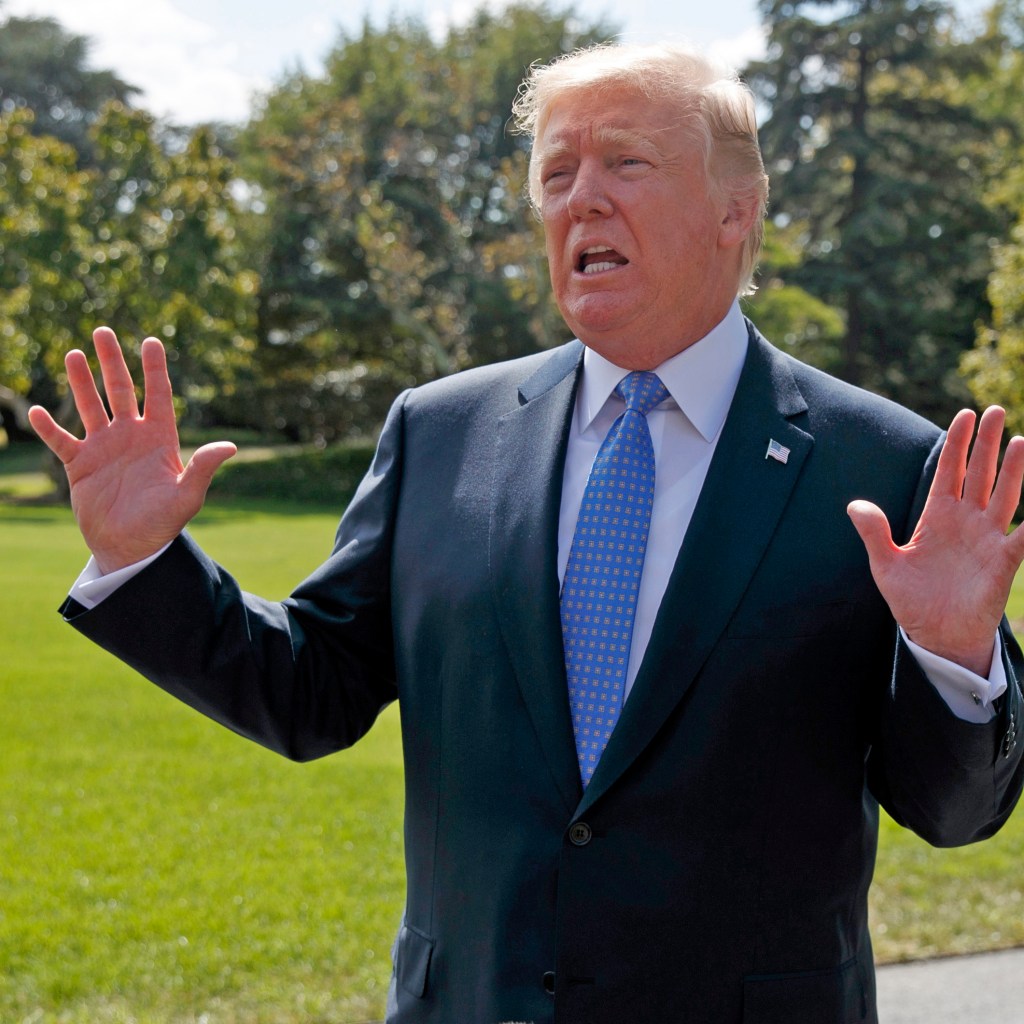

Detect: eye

[541,166,574,192]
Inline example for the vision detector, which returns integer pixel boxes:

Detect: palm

[65,417,192,561]
[28,328,235,573]
[849,407,1024,676]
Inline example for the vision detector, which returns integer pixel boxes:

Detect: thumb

[180,441,237,501]
[847,499,896,568]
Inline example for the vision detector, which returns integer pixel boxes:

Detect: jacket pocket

[394,922,435,999]
[742,956,872,1023]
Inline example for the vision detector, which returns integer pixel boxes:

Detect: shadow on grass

[196,497,348,521]
[0,508,71,526]
[0,439,374,518]
[0,496,344,525]
[0,442,46,476]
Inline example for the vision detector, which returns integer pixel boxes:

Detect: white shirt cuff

[68,543,173,610]
[901,627,1006,724]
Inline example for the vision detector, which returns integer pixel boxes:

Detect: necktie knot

[616,371,669,418]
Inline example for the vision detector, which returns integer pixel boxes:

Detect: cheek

[656,216,716,267]
[543,223,571,284]
[542,224,558,261]
[544,238,566,295]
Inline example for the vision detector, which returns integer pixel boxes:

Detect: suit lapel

[490,342,584,813]
[579,327,814,813]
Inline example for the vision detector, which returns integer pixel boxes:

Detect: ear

[718,193,760,250]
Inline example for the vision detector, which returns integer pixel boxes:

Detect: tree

[0,103,258,486]
[959,0,1024,432]
[962,222,1024,434]
[234,5,614,443]
[742,222,846,370]
[0,13,139,162]
[746,0,1006,422]
[82,104,259,423]
[0,108,91,443]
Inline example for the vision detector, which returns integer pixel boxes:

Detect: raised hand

[848,407,1024,677]
[28,327,236,574]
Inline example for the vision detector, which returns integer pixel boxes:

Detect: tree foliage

[0,103,257,471]
[231,5,614,442]
[0,13,139,162]
[743,222,847,370]
[959,0,1024,432]
[746,0,1008,422]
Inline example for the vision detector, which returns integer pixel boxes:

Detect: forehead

[535,89,689,157]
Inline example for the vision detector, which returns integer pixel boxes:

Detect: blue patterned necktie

[561,371,669,788]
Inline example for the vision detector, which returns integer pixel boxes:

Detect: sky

[2,0,769,124]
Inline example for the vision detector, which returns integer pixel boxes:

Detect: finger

[66,348,110,433]
[27,405,80,464]
[988,433,1024,529]
[140,337,176,428]
[1004,503,1024,570]
[847,499,897,570]
[179,441,237,504]
[927,409,976,501]
[93,326,141,420]
[962,406,1006,508]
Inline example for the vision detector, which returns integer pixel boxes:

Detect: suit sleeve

[59,391,411,763]
[866,430,1024,847]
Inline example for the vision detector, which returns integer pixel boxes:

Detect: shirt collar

[577,300,749,442]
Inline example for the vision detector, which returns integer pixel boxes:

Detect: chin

[562,300,635,342]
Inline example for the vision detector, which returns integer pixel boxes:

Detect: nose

[566,161,613,220]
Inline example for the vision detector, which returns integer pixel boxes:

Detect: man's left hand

[848,406,1024,677]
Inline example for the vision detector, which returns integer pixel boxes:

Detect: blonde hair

[511,43,769,295]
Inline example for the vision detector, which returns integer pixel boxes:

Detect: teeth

[579,245,621,274]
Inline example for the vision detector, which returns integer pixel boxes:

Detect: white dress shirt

[72,300,1005,723]
[557,302,747,697]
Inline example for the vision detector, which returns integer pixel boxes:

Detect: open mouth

[578,245,629,274]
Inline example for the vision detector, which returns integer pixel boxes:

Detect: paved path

[876,948,1024,1022]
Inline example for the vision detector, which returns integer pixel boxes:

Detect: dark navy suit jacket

[64,324,1024,1023]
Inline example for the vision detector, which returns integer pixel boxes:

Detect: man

[29,43,1024,1024]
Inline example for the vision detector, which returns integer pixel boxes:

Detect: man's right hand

[28,326,236,574]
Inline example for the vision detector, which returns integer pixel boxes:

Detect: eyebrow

[537,122,668,163]
[595,124,665,151]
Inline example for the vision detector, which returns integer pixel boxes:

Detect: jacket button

[568,821,592,846]
[543,971,556,995]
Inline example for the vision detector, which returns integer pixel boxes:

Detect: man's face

[535,88,745,369]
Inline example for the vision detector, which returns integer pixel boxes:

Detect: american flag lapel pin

[765,438,790,464]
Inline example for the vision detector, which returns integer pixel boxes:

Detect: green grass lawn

[1,501,404,1024]
[2,470,1024,1022]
